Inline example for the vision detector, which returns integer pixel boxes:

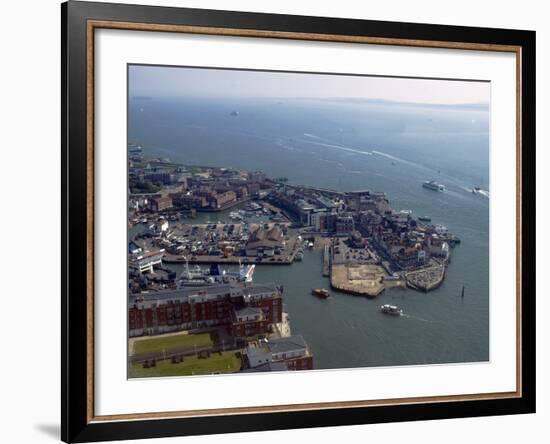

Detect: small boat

[312,288,330,299]
[418,216,432,222]
[471,186,482,194]
[380,304,403,316]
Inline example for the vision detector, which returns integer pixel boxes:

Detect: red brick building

[150,195,173,212]
[230,306,270,338]
[129,283,282,337]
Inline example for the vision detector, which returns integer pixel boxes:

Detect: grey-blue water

[129,96,489,369]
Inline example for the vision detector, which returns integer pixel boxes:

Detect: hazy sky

[129,64,490,106]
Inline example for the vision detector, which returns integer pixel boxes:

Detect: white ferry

[380,304,403,316]
[422,180,445,192]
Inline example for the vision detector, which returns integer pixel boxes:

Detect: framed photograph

[61,1,536,442]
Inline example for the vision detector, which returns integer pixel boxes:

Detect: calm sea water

[129,96,490,369]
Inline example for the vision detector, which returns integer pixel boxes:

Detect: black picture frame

[61,1,536,442]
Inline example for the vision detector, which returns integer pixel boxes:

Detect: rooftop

[266,335,308,354]
[137,249,164,259]
[234,306,264,321]
[129,282,280,307]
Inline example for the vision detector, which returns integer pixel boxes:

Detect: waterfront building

[316,195,338,210]
[296,199,316,226]
[246,335,313,370]
[150,195,173,212]
[131,249,165,274]
[211,190,237,209]
[230,306,270,338]
[143,170,175,185]
[427,234,450,259]
[171,192,209,209]
[396,245,428,269]
[128,283,283,337]
[336,215,355,235]
[311,211,338,232]
[245,225,284,257]
[245,182,261,196]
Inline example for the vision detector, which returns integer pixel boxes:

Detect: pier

[322,244,331,277]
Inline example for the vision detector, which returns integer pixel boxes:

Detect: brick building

[230,306,270,338]
[129,283,282,337]
[150,195,173,212]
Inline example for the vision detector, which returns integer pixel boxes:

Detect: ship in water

[229,211,244,221]
[311,288,330,299]
[128,143,144,160]
[177,261,255,288]
[422,180,445,192]
[380,304,403,316]
[418,215,432,222]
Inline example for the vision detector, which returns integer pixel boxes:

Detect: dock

[322,244,331,277]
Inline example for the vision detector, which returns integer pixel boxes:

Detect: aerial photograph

[127,64,490,378]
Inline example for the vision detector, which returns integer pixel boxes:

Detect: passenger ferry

[380,304,403,316]
[422,180,445,191]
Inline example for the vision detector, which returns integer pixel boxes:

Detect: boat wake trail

[300,138,373,156]
[400,314,442,324]
[477,190,490,198]
[371,150,428,171]
[459,185,490,198]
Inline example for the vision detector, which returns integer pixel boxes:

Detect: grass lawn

[133,331,214,356]
[129,351,242,378]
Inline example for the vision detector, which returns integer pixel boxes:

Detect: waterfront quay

[127,157,462,376]
[129,159,459,295]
